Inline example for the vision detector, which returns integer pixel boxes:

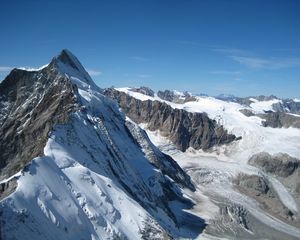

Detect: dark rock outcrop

[238,108,300,129]
[217,94,300,116]
[253,95,278,102]
[259,112,300,129]
[104,88,239,152]
[0,66,78,181]
[218,95,278,107]
[234,174,275,198]
[157,90,196,103]
[0,178,17,200]
[272,100,300,115]
[234,174,298,226]
[249,152,300,178]
[130,86,155,97]
[125,120,195,190]
[239,109,255,117]
[248,152,300,218]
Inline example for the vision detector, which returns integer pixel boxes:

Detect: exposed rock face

[272,100,300,115]
[157,90,196,103]
[248,152,300,197]
[234,174,275,198]
[130,86,154,97]
[234,174,298,226]
[104,88,238,151]
[206,200,300,240]
[259,112,300,128]
[238,108,300,129]
[0,178,17,200]
[125,120,195,190]
[253,95,278,102]
[218,94,300,115]
[217,95,278,106]
[249,152,299,178]
[0,66,78,181]
[239,108,255,117]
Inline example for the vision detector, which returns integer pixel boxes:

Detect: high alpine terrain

[1,51,300,240]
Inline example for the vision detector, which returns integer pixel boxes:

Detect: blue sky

[0,0,300,98]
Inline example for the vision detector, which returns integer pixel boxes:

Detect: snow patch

[249,98,282,114]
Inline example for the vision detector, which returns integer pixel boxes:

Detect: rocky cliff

[259,112,300,128]
[104,88,239,152]
[0,57,79,180]
[157,90,196,103]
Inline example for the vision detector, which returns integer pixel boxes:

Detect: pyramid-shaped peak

[56,49,82,71]
[50,49,98,88]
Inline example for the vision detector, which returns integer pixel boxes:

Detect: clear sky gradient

[0,0,299,98]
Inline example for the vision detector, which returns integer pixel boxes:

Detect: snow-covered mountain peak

[50,49,98,90]
[0,51,204,239]
[56,49,83,71]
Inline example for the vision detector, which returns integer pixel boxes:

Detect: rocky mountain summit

[0,52,79,181]
[0,50,205,239]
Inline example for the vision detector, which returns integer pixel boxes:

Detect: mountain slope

[0,50,204,239]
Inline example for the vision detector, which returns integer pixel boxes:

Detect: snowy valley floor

[144,126,300,240]
[115,88,300,239]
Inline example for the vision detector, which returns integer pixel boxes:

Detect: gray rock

[0,178,17,200]
[104,88,239,152]
[234,174,275,198]
[249,152,299,177]
[0,65,78,181]
[259,112,300,129]
[219,95,277,106]
[206,200,300,240]
[125,120,195,190]
[234,173,298,226]
[130,86,155,97]
[272,100,300,115]
[239,109,255,117]
[253,95,278,102]
[248,152,300,199]
[157,90,196,103]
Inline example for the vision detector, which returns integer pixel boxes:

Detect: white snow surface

[145,130,300,239]
[17,64,49,72]
[55,49,100,90]
[249,97,282,113]
[294,98,300,103]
